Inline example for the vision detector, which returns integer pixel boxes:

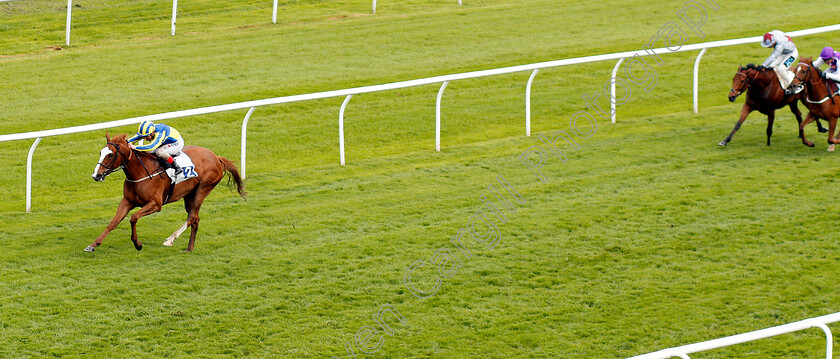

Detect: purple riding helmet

[821,47,840,61]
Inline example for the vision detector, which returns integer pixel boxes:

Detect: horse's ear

[105,132,110,142]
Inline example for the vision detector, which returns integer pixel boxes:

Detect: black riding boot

[171,161,183,176]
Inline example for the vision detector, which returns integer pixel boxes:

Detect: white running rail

[3,24,840,211]
[626,312,840,359]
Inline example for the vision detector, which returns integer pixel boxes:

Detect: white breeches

[770,49,799,88]
[154,140,184,159]
[826,70,840,83]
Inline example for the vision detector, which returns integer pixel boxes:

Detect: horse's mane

[110,133,128,144]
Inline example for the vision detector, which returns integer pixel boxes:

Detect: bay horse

[89,133,245,252]
[719,64,826,147]
[786,57,840,151]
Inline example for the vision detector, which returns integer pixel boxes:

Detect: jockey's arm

[133,129,168,152]
[762,49,782,68]
[812,57,826,68]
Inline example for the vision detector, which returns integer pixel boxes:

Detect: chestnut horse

[719,64,825,147]
[89,133,245,252]
[786,58,840,151]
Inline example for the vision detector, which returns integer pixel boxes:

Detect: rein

[102,142,167,183]
[796,63,834,104]
[731,69,759,94]
[98,142,126,177]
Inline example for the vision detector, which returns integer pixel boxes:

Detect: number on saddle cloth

[168,152,198,183]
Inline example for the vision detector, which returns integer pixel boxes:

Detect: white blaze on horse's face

[92,146,113,180]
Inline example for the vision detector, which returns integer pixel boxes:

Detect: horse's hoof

[820,128,829,133]
[135,244,143,251]
[829,145,836,152]
[718,141,727,147]
[806,142,815,147]
[84,245,95,252]
[163,238,174,247]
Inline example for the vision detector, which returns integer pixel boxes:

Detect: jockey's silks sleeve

[131,124,183,152]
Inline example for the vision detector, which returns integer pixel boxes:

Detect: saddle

[827,79,840,97]
[156,152,197,184]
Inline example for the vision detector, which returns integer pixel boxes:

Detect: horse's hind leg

[163,193,196,247]
[765,111,775,146]
[86,198,134,252]
[185,184,218,252]
[720,104,752,146]
[163,221,189,247]
[128,201,162,251]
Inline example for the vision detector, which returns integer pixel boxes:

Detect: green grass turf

[3,0,840,357]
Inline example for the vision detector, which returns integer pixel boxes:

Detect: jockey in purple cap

[812,47,840,83]
[760,30,799,90]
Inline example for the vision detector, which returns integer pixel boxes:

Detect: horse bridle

[790,62,835,104]
[795,62,826,85]
[99,141,165,182]
[97,142,128,178]
[730,70,758,95]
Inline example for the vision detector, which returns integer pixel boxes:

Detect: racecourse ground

[2,0,840,357]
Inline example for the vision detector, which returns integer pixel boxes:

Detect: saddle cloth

[165,152,198,184]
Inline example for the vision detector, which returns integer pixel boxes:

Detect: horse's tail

[218,156,246,199]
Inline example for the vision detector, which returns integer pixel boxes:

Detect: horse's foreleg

[720,104,752,146]
[766,111,775,146]
[800,113,817,147]
[163,221,188,247]
[86,198,134,252]
[829,117,839,152]
[790,102,805,137]
[128,201,162,251]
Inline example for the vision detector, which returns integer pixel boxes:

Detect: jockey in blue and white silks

[812,47,840,83]
[761,30,799,89]
[127,121,185,175]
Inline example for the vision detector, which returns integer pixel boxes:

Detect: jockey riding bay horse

[786,57,840,151]
[720,64,826,147]
[89,133,245,252]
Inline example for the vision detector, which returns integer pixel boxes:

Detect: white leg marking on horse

[92,147,112,178]
[163,221,189,246]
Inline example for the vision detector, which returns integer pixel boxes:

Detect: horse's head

[786,57,817,95]
[91,133,132,182]
[729,64,759,102]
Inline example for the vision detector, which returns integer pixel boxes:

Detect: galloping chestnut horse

[719,64,826,147]
[786,57,840,151]
[89,133,245,252]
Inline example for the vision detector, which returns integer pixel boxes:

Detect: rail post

[65,0,73,45]
[694,48,708,114]
[240,107,256,178]
[26,138,43,213]
[436,81,449,151]
[611,58,625,124]
[525,69,540,136]
[171,0,178,36]
[339,95,352,165]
